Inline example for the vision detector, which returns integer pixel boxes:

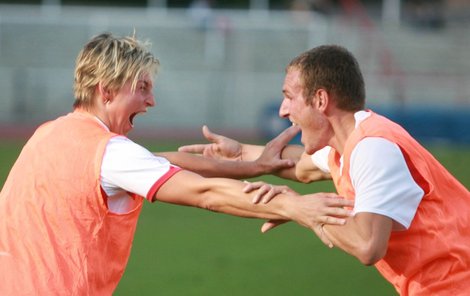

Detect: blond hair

[73,32,159,109]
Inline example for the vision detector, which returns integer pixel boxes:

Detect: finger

[327,207,354,218]
[283,187,298,196]
[318,214,350,225]
[261,220,287,233]
[178,144,207,154]
[242,181,266,193]
[202,125,224,144]
[319,215,348,225]
[313,224,334,248]
[325,198,354,208]
[252,185,271,204]
[320,192,343,199]
[261,187,276,204]
[274,159,295,169]
[321,193,355,207]
[267,125,300,148]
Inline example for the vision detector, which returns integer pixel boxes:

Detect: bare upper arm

[153,170,208,206]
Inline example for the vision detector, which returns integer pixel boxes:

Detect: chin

[306,148,315,155]
[305,142,323,155]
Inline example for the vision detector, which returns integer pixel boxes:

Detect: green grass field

[1,139,469,295]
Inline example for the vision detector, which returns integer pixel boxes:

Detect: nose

[279,98,289,118]
[146,93,155,107]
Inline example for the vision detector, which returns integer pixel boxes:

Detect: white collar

[92,116,110,132]
[354,110,371,128]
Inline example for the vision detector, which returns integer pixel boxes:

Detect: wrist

[278,195,295,221]
[249,160,266,177]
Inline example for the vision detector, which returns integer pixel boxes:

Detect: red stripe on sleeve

[146,166,182,202]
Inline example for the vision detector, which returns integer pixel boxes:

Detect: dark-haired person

[180,45,470,295]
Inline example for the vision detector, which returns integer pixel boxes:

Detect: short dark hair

[287,45,365,111]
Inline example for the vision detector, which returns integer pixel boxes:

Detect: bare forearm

[240,144,265,161]
[200,177,292,220]
[156,170,355,233]
[157,151,264,179]
[242,144,302,161]
[156,170,292,220]
[322,213,392,265]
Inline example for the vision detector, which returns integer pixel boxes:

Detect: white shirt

[94,117,178,214]
[311,111,424,230]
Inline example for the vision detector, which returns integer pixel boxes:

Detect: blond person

[0,33,353,295]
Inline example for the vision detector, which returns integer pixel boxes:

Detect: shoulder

[351,137,403,175]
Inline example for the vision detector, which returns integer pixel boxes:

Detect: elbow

[296,174,314,184]
[356,243,387,266]
[198,191,219,212]
[295,171,331,184]
[295,168,316,184]
[197,186,228,214]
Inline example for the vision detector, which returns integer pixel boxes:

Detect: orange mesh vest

[0,110,144,295]
[328,111,470,296]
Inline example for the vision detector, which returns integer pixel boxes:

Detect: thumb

[269,125,300,147]
[261,220,287,233]
[202,125,223,143]
[276,159,295,169]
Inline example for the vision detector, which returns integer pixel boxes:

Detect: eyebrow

[139,80,152,88]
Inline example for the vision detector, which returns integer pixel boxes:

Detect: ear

[313,88,329,112]
[97,82,112,103]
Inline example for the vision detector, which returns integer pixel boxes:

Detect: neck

[327,110,356,155]
[81,100,111,131]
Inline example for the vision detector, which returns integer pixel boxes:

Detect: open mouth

[129,110,147,127]
[129,113,137,126]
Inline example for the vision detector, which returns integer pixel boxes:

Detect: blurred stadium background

[0,0,469,142]
[0,0,469,295]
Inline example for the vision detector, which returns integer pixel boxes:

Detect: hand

[262,193,353,246]
[254,125,300,174]
[178,125,242,161]
[261,220,334,248]
[242,181,296,236]
[315,223,334,248]
[243,181,297,204]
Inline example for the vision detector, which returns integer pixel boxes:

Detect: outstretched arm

[157,126,298,178]
[176,125,329,182]
[157,151,287,179]
[154,169,353,232]
[178,125,302,162]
